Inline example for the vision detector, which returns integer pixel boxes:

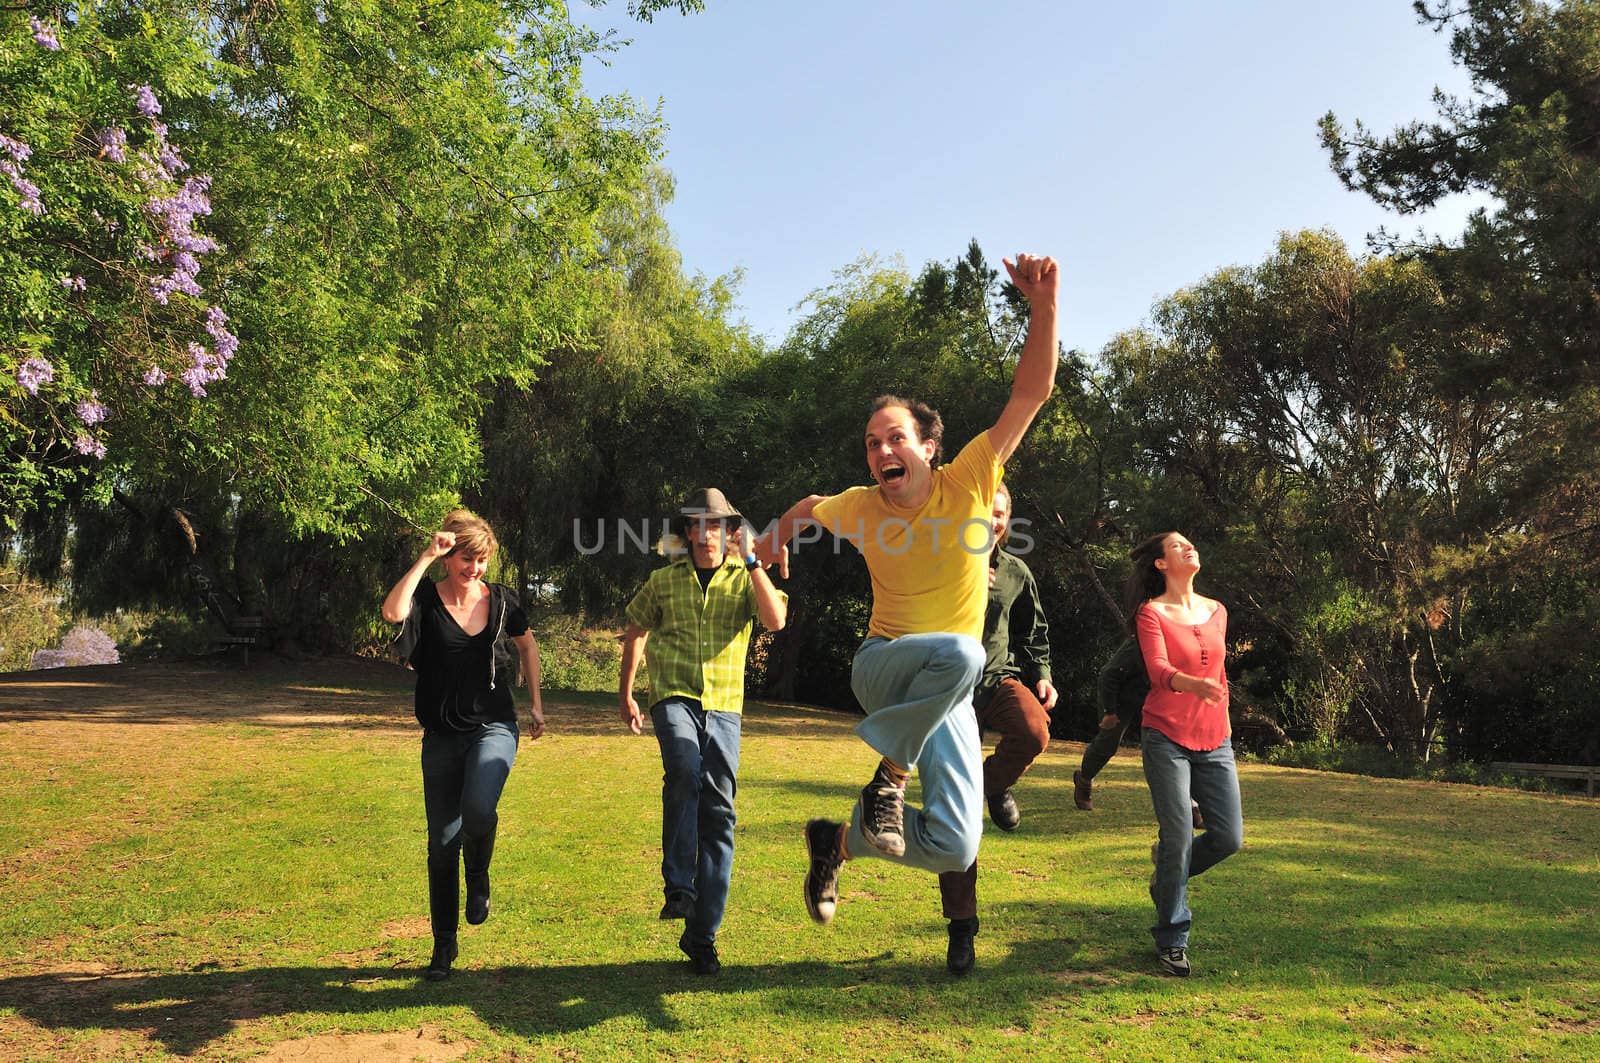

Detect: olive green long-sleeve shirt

[974,549,1053,711]
[1096,636,1150,722]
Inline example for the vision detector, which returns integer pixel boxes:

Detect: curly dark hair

[868,394,944,465]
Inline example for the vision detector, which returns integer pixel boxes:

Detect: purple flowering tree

[2,11,233,525]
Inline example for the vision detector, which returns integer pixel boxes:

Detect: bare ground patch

[254,1024,470,1062]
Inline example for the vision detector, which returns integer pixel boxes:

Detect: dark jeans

[421,721,519,938]
[651,697,741,947]
[1080,713,1136,781]
[938,677,1051,920]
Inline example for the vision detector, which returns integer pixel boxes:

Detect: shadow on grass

[0,659,854,740]
[0,950,1036,1055]
[6,846,1598,1057]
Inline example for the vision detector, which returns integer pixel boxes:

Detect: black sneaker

[424,935,458,982]
[1158,945,1190,977]
[988,789,1020,832]
[465,870,490,925]
[859,779,906,857]
[946,916,979,976]
[679,933,721,976]
[803,818,844,925]
[1072,770,1093,811]
[659,891,695,921]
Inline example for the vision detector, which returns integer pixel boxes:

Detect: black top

[1096,636,1150,721]
[402,581,529,732]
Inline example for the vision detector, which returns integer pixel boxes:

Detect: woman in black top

[382,510,544,980]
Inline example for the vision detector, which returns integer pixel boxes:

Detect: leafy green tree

[10,1,663,651]
[1320,0,1600,764]
[2,5,227,524]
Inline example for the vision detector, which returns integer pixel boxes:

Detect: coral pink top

[1136,600,1230,751]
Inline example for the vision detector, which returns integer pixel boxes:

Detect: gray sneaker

[1158,945,1190,977]
[804,818,844,925]
[859,780,906,857]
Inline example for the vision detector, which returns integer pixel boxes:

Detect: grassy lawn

[1,658,1596,1061]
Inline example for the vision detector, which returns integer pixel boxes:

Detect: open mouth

[881,463,906,484]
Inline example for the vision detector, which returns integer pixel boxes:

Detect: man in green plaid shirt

[620,488,788,977]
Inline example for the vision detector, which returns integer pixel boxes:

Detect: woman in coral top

[1125,531,1243,978]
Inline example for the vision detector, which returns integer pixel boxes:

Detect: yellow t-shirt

[812,431,1004,641]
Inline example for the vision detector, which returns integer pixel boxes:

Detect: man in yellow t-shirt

[756,252,1061,939]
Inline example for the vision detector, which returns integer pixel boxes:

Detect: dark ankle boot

[465,868,490,925]
[947,916,979,976]
[425,935,458,981]
[463,832,495,925]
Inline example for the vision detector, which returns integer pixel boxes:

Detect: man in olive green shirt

[620,488,787,977]
[939,481,1058,974]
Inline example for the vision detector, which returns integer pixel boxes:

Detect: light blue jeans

[651,697,741,947]
[1143,727,1244,950]
[845,634,985,874]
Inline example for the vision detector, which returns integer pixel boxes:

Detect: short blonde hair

[440,509,497,559]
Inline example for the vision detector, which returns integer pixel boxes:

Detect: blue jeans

[1142,727,1244,950]
[651,697,741,947]
[845,634,985,874]
[421,721,519,937]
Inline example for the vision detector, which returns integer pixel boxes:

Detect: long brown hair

[1121,531,1179,633]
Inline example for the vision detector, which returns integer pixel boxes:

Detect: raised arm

[753,494,827,572]
[739,525,787,631]
[381,530,454,623]
[987,253,1060,465]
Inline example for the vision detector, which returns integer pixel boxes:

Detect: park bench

[212,615,265,667]
[1490,761,1598,797]
[188,563,266,667]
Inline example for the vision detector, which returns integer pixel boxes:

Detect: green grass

[1,659,1597,1061]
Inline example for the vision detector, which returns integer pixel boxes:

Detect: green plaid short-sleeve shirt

[625,556,785,715]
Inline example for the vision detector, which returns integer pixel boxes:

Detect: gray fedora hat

[671,487,743,535]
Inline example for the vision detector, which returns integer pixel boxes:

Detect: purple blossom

[76,391,108,426]
[17,183,45,215]
[73,432,107,459]
[29,648,67,670]
[0,136,43,214]
[180,365,208,397]
[143,365,167,386]
[3,166,43,215]
[96,127,128,163]
[171,230,219,255]
[132,84,161,118]
[16,356,53,395]
[59,275,86,291]
[59,625,121,664]
[205,306,240,361]
[29,17,61,51]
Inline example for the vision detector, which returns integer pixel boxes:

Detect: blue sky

[577,1,1486,355]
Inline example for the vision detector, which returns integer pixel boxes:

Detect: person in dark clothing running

[382,510,544,981]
